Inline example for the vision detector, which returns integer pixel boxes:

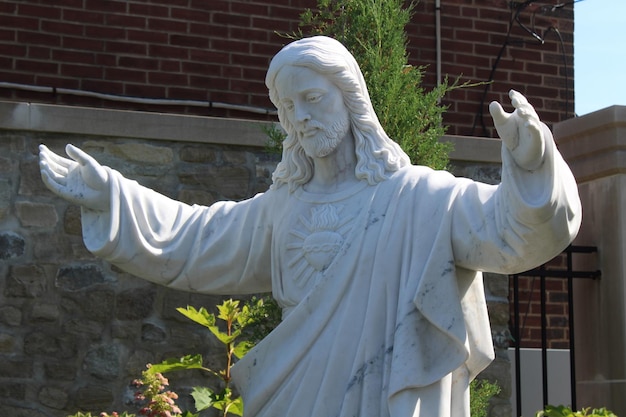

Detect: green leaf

[225,396,244,416]
[146,354,205,375]
[217,299,241,322]
[213,327,243,345]
[232,340,255,359]
[176,306,215,329]
[191,386,218,412]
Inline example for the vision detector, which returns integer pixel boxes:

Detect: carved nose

[294,104,311,123]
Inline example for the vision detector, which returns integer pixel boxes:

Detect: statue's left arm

[451,90,582,274]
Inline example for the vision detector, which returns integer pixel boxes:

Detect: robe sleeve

[80,168,273,294]
[450,123,582,274]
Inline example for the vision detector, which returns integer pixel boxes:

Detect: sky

[574,0,626,116]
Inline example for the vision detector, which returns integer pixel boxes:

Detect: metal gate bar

[510,245,600,416]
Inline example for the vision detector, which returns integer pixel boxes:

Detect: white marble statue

[39,36,581,417]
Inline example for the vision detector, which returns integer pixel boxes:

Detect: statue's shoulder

[390,164,457,189]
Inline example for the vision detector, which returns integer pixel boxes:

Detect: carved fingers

[489,90,545,171]
[39,144,111,211]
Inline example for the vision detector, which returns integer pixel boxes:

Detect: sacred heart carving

[302,230,343,271]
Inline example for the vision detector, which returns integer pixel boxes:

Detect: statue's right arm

[39,144,111,211]
[39,144,274,295]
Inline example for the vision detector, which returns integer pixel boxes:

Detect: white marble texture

[39,36,581,417]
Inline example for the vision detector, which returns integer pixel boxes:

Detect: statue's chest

[274,187,379,299]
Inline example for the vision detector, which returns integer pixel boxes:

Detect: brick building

[0,0,574,136]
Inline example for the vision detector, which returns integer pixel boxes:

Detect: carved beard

[299,115,350,158]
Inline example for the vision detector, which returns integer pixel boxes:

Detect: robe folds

[81,135,581,417]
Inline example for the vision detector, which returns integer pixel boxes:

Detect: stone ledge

[0,100,504,163]
[554,105,626,183]
[0,100,272,147]
[441,134,502,163]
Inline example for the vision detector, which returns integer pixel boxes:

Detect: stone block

[39,386,69,410]
[484,272,509,298]
[223,149,250,165]
[75,385,114,411]
[0,405,47,417]
[179,165,251,199]
[126,349,156,376]
[62,318,105,340]
[5,264,47,298]
[179,145,218,163]
[0,155,13,173]
[0,178,11,219]
[159,288,194,321]
[141,322,167,343]
[15,201,58,228]
[85,140,174,164]
[2,359,34,378]
[0,232,25,260]
[83,344,121,380]
[18,158,49,196]
[31,302,61,322]
[0,333,16,353]
[491,325,513,350]
[0,382,26,401]
[24,331,60,355]
[44,361,78,381]
[169,326,204,350]
[0,305,22,326]
[84,289,116,321]
[112,320,141,340]
[176,188,217,206]
[115,287,156,320]
[55,264,110,291]
[487,300,510,327]
[33,233,69,261]
[64,204,82,235]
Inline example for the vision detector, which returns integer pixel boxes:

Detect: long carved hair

[266,36,410,192]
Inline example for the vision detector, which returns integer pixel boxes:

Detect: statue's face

[274,65,351,158]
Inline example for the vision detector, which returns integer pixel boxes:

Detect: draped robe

[80,135,580,417]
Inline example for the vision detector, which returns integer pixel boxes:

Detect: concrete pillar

[554,106,626,414]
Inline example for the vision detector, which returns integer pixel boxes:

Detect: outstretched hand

[39,144,111,211]
[489,90,546,171]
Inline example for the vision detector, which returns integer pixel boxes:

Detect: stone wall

[0,101,510,417]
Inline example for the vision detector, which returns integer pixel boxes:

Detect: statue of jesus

[39,36,581,417]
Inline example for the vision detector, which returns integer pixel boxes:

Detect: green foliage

[241,295,283,345]
[469,379,501,417]
[67,297,278,417]
[297,0,455,169]
[262,123,287,156]
[536,405,618,417]
[143,297,280,417]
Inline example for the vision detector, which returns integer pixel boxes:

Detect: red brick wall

[408,0,574,136]
[0,0,573,134]
[510,254,572,349]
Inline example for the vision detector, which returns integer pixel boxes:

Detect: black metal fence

[510,245,600,416]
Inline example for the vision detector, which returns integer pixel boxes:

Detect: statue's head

[266,36,410,191]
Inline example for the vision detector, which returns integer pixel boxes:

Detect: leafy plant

[145,297,280,416]
[66,366,190,417]
[67,297,279,417]
[469,379,501,417]
[536,405,618,417]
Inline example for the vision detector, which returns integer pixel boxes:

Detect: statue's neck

[304,133,359,194]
